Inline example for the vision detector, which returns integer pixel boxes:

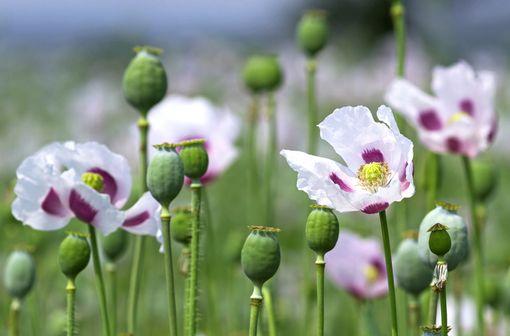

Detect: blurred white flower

[281,105,414,214]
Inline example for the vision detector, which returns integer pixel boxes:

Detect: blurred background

[1,0,510,335]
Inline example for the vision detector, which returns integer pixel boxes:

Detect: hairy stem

[188,182,203,335]
[440,286,448,336]
[106,263,117,336]
[264,92,278,227]
[88,226,111,336]
[127,116,149,335]
[9,299,20,336]
[161,207,178,336]
[316,255,325,336]
[249,287,263,336]
[66,278,76,336]
[461,156,485,335]
[262,285,277,336]
[379,210,399,336]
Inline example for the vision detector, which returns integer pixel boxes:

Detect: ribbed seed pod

[102,229,128,262]
[242,55,283,93]
[58,234,91,279]
[3,250,36,299]
[147,144,184,208]
[170,207,193,245]
[472,160,498,202]
[418,202,468,270]
[394,237,433,296]
[122,46,168,114]
[241,226,281,288]
[428,224,451,257]
[178,139,209,179]
[296,10,328,57]
[305,205,339,255]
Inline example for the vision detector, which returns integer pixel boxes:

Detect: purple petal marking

[459,99,474,116]
[370,258,387,278]
[418,109,442,131]
[446,137,462,154]
[329,172,353,192]
[361,202,389,214]
[399,162,411,191]
[69,189,97,223]
[88,168,118,203]
[41,188,67,217]
[123,211,150,228]
[361,148,384,163]
[488,120,498,144]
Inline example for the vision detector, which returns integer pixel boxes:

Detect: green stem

[306,58,318,155]
[9,299,20,336]
[359,301,380,336]
[264,92,277,227]
[188,182,202,336]
[408,296,420,336]
[246,95,261,224]
[378,210,399,336]
[426,153,440,210]
[262,285,277,336]
[316,255,325,336]
[127,116,149,335]
[106,263,117,336]
[161,207,178,336]
[391,0,406,77]
[440,286,448,336]
[461,156,485,335]
[66,278,76,336]
[428,290,439,325]
[249,287,263,336]
[88,226,111,336]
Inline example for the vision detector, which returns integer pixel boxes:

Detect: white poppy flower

[281,105,414,214]
[148,95,240,184]
[12,142,160,235]
[385,61,497,157]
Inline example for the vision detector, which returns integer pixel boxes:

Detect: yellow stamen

[364,264,379,284]
[448,111,470,124]
[357,162,390,192]
[81,172,104,192]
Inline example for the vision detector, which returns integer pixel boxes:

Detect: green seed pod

[296,10,328,57]
[102,229,128,262]
[418,202,469,270]
[242,55,283,93]
[394,237,433,296]
[3,250,36,299]
[178,139,209,179]
[171,207,193,245]
[305,205,339,255]
[147,144,184,208]
[58,234,91,279]
[472,160,498,202]
[428,223,451,257]
[241,226,281,288]
[122,46,168,114]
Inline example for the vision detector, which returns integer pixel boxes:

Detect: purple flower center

[123,211,150,227]
[361,202,389,214]
[69,189,98,223]
[41,188,67,217]
[329,172,353,192]
[88,168,118,203]
[459,99,474,116]
[418,109,442,131]
[361,148,384,163]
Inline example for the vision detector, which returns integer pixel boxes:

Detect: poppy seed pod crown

[305,205,339,255]
[242,55,283,93]
[178,139,209,180]
[122,46,168,114]
[58,233,91,279]
[147,144,184,208]
[241,226,281,288]
[3,250,36,299]
[296,10,328,57]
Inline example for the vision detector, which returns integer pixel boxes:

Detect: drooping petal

[280,149,357,212]
[122,192,161,236]
[63,142,132,208]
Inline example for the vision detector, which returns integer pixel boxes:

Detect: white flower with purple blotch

[325,230,388,300]
[148,95,240,184]
[281,105,414,214]
[385,61,497,157]
[12,142,160,236]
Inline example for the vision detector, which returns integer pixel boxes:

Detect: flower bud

[102,229,128,262]
[305,205,339,255]
[178,139,209,180]
[122,46,168,114]
[296,10,328,57]
[171,207,193,245]
[242,55,283,93]
[394,237,433,296]
[472,160,498,202]
[147,144,184,208]
[58,233,91,279]
[428,223,451,257]
[418,202,468,270]
[241,226,281,288]
[3,250,36,299]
